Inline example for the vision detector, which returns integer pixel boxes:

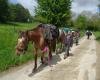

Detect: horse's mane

[25,24,43,33]
[23,23,44,35]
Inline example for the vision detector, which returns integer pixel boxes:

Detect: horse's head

[16,31,28,56]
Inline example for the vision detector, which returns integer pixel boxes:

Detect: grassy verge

[80,30,85,38]
[0,22,39,72]
[94,31,100,42]
[0,23,86,72]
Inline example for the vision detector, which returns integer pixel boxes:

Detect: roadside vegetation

[94,31,100,42]
[0,22,39,72]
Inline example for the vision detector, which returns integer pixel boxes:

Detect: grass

[0,22,39,72]
[0,22,85,72]
[80,30,85,38]
[94,31,100,42]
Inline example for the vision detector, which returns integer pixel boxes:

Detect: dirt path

[0,35,97,80]
[96,42,100,80]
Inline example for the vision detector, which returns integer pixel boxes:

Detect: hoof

[32,68,37,73]
[28,73,34,77]
[64,56,67,59]
[64,54,69,59]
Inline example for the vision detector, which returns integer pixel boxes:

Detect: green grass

[94,31,100,42]
[0,22,39,72]
[0,23,86,72]
[80,30,85,38]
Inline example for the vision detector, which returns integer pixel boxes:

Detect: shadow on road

[28,54,62,77]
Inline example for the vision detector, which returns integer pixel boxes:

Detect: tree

[87,13,100,31]
[8,3,31,22]
[36,0,72,27]
[15,4,31,22]
[98,4,100,15]
[8,3,17,21]
[74,15,87,30]
[0,0,9,22]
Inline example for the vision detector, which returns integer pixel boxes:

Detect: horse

[16,23,59,72]
[57,29,65,51]
[86,31,92,39]
[63,31,74,59]
[58,29,74,58]
[74,30,80,45]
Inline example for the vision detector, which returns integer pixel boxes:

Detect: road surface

[0,35,99,80]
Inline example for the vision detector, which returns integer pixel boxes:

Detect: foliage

[36,0,72,27]
[86,13,100,31]
[74,15,87,30]
[8,3,17,21]
[33,15,47,23]
[74,12,100,31]
[0,0,9,23]
[94,31,100,42]
[8,3,32,22]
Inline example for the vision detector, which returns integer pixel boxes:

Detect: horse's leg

[67,46,70,56]
[49,45,52,60]
[48,47,52,66]
[76,37,78,45]
[64,45,70,59]
[53,39,56,52]
[41,52,45,64]
[88,35,90,39]
[60,39,63,51]
[87,35,89,39]
[32,47,38,72]
[49,50,52,59]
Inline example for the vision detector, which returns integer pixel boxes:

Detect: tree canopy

[0,1,32,23]
[0,0,9,22]
[73,12,100,31]
[36,0,72,27]
[8,3,32,22]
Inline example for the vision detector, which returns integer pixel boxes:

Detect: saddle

[41,24,59,40]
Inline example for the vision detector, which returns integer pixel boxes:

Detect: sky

[71,0,99,14]
[9,0,100,16]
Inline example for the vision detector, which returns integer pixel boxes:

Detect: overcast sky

[9,0,100,16]
[71,0,99,14]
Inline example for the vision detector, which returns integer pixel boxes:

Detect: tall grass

[0,22,39,72]
[80,30,85,38]
[94,31,100,42]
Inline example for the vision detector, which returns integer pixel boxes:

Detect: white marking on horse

[18,37,25,45]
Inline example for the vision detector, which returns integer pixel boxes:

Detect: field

[0,22,85,72]
[0,22,39,72]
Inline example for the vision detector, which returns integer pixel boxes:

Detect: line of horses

[15,23,80,72]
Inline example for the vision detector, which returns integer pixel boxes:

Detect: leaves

[0,0,9,23]
[8,4,32,22]
[36,0,72,27]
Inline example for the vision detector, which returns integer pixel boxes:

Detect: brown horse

[58,29,66,51]
[16,24,59,72]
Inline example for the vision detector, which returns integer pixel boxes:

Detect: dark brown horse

[16,24,59,72]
